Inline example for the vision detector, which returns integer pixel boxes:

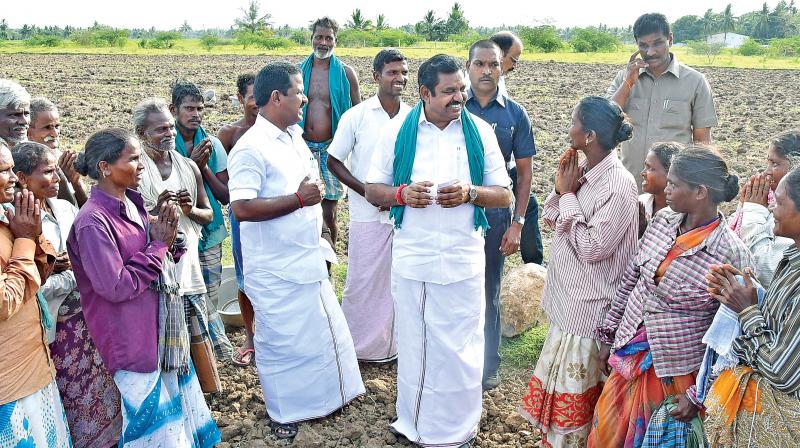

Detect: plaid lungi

[306,139,345,201]
[199,244,234,360]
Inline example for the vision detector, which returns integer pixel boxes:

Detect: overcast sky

[2,0,777,30]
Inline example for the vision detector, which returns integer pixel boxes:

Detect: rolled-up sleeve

[0,237,41,321]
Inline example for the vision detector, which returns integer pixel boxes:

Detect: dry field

[2,54,799,447]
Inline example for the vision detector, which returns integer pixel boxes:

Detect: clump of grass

[500,324,549,369]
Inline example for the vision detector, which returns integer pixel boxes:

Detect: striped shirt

[598,210,754,378]
[739,202,794,287]
[541,151,639,338]
[734,245,800,396]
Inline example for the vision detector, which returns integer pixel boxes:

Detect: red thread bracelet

[395,184,408,205]
[295,192,304,208]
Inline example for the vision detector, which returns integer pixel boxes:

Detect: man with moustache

[132,98,222,389]
[228,62,364,439]
[607,12,717,190]
[0,79,30,148]
[218,72,259,367]
[464,40,536,391]
[169,80,234,362]
[366,54,512,447]
[28,97,87,206]
[301,16,361,249]
[327,49,411,363]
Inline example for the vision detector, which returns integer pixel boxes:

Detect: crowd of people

[1,10,800,448]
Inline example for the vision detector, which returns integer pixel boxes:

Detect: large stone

[500,263,547,337]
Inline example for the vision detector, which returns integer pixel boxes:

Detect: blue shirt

[465,88,536,164]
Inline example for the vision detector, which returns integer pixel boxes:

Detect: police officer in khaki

[607,12,717,190]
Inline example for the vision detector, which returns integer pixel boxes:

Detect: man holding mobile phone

[607,12,718,191]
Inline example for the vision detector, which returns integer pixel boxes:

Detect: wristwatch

[468,185,478,204]
[512,215,525,226]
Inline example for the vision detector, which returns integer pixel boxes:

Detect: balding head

[491,31,523,74]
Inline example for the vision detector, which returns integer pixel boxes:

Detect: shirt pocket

[660,99,691,131]
[494,125,514,160]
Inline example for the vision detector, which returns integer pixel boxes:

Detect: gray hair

[131,97,171,136]
[0,79,31,110]
[30,97,58,124]
[11,141,55,176]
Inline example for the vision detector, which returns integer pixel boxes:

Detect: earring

[103,171,111,177]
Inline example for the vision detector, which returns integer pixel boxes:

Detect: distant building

[707,33,749,49]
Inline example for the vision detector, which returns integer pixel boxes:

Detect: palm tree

[418,10,441,41]
[445,2,469,35]
[700,8,719,38]
[235,0,272,34]
[753,2,772,39]
[719,4,737,42]
[375,14,388,31]
[346,9,373,31]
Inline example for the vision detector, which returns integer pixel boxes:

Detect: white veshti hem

[341,221,397,362]
[246,272,365,423]
[391,274,485,447]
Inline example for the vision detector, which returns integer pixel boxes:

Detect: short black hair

[490,31,519,55]
[373,48,406,73]
[671,145,739,204]
[783,169,800,212]
[770,130,800,160]
[311,17,338,36]
[468,39,501,62]
[74,128,136,181]
[170,79,203,108]
[633,13,670,40]
[575,96,633,151]
[12,141,54,176]
[236,73,256,97]
[418,54,462,98]
[649,142,683,172]
[254,62,301,107]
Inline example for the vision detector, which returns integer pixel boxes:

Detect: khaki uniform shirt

[0,224,57,405]
[607,54,718,190]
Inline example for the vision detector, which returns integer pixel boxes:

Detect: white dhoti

[391,274,485,447]
[246,272,365,423]
[341,221,396,362]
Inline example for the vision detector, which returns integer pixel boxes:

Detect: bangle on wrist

[396,184,408,206]
[294,192,304,208]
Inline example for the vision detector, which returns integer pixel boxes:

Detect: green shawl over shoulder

[174,126,227,251]
[298,54,352,135]
[389,102,488,234]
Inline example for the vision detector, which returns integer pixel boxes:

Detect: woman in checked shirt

[589,147,753,447]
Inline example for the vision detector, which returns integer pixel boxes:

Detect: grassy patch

[3,39,800,69]
[500,324,549,369]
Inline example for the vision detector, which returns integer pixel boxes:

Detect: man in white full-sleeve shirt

[366,54,512,448]
[227,62,364,439]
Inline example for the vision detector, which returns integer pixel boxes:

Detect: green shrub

[290,29,311,45]
[520,26,563,53]
[200,34,220,51]
[687,40,725,64]
[236,31,293,49]
[336,29,420,47]
[148,31,181,49]
[739,38,766,56]
[70,28,128,47]
[569,27,619,53]
[769,37,800,57]
[25,34,62,47]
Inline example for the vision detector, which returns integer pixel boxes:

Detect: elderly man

[465,40,537,391]
[366,54,512,448]
[0,79,30,147]
[169,80,234,362]
[133,98,222,391]
[301,16,361,248]
[228,62,364,440]
[607,12,717,190]
[0,138,66,447]
[218,72,258,366]
[327,48,411,363]
[28,97,87,206]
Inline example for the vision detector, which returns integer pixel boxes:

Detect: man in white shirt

[327,49,411,363]
[228,62,364,440]
[366,54,513,448]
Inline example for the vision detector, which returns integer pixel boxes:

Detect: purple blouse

[67,187,174,374]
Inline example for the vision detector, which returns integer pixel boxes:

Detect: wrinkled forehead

[312,27,336,39]
[636,32,670,45]
[434,71,465,91]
